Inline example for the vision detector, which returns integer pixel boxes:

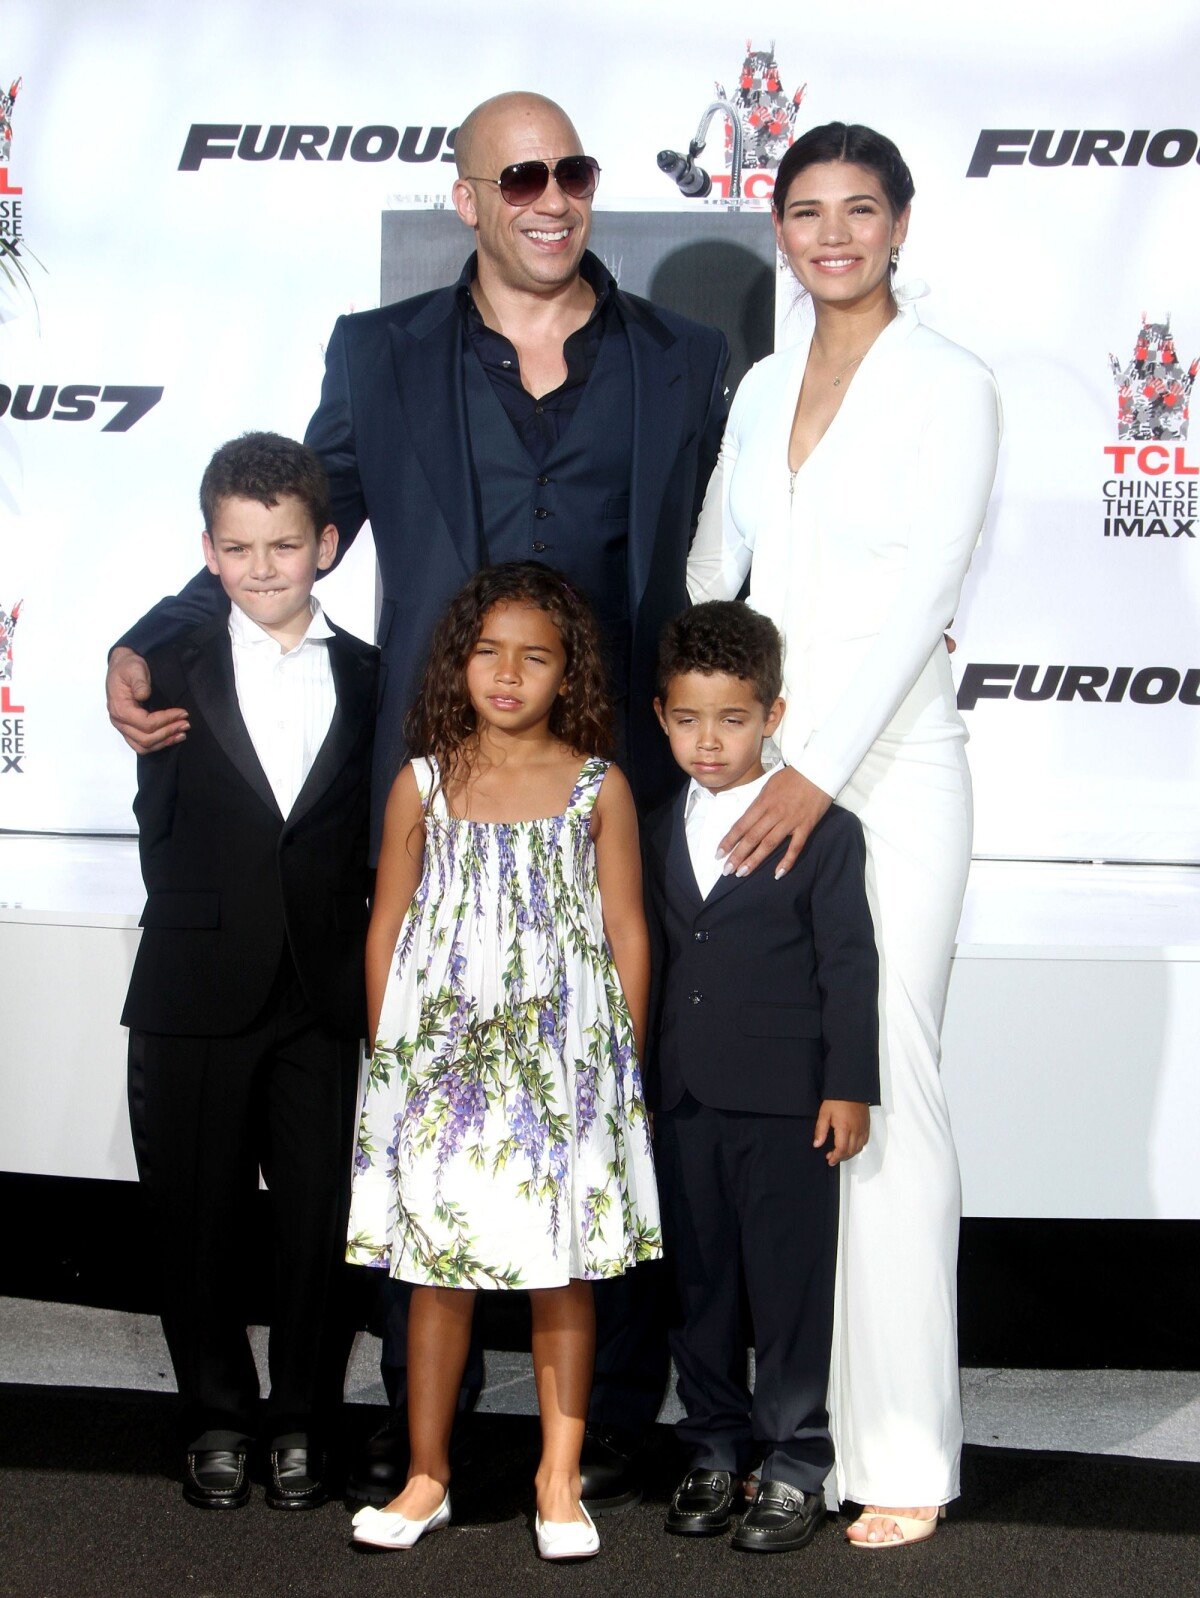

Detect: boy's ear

[653,696,668,734]
[763,696,786,737]
[201,529,219,576]
[316,524,339,571]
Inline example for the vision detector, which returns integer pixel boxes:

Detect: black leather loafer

[665,1468,743,1536]
[730,1480,826,1553]
[265,1444,328,1511]
[182,1448,250,1510]
[346,1414,409,1507]
[579,1426,642,1514]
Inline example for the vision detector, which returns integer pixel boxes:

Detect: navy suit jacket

[120,254,729,850]
[642,791,881,1117]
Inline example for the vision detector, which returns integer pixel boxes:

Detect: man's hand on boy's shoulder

[107,646,189,754]
[717,765,832,881]
[814,1099,870,1166]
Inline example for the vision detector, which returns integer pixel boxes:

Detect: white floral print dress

[346,756,662,1290]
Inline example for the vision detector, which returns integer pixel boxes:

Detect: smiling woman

[688,120,1002,1548]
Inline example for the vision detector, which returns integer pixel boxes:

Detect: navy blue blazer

[120,255,729,849]
[642,791,881,1117]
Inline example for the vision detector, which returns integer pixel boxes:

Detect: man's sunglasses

[463,155,601,207]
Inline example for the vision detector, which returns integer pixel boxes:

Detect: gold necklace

[830,351,866,387]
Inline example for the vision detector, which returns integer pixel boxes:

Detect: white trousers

[827,735,971,1507]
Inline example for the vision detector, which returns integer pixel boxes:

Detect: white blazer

[688,301,1002,799]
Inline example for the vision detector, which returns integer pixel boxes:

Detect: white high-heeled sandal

[847,1503,946,1548]
[351,1492,451,1549]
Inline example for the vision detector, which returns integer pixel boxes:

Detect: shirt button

[693,931,709,943]
[532,540,547,553]
[689,990,702,1005]
[534,403,544,414]
[534,507,550,520]
[501,359,513,368]
[536,473,549,486]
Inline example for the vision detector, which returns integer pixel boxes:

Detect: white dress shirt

[684,768,774,899]
[229,598,336,818]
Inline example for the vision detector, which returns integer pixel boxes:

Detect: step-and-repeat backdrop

[2,2,1198,861]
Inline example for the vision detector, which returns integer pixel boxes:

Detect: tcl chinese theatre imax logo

[1103,314,1198,540]
[0,598,25,774]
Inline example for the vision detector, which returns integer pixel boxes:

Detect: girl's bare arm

[592,766,651,1058]
[365,764,425,1045]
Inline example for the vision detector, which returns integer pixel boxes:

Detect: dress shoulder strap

[408,756,440,812]
[565,756,610,819]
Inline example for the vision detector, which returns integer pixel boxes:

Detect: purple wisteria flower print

[345,756,661,1289]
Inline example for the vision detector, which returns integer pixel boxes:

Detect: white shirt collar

[684,766,773,821]
[228,595,333,652]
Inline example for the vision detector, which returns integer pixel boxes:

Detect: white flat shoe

[535,1503,600,1560]
[351,1492,450,1549]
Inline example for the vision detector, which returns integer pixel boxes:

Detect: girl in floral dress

[347,562,661,1559]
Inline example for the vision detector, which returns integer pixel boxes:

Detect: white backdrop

[2,1,1198,860]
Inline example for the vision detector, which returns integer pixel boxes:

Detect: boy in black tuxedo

[122,433,377,1511]
[642,601,879,1554]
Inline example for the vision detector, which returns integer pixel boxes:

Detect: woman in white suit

[688,122,1001,1546]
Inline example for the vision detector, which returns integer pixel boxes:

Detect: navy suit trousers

[656,1093,839,1493]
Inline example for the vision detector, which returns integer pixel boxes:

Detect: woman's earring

[890,245,901,269]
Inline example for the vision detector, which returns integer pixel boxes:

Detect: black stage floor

[1,1385,1196,1598]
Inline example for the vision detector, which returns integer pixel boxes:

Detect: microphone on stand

[657,148,712,198]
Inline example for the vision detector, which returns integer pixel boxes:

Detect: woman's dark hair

[773,121,915,236]
[404,561,614,789]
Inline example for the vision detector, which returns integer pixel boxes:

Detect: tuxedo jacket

[120,613,378,1040]
[118,255,728,846]
[642,792,880,1117]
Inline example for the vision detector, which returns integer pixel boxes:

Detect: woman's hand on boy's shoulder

[718,765,831,881]
[814,1099,870,1166]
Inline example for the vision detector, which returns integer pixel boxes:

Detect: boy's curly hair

[656,601,783,708]
[405,562,614,787]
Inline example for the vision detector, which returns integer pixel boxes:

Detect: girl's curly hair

[404,562,614,790]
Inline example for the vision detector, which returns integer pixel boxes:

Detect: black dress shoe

[265,1442,328,1511]
[665,1469,743,1536]
[730,1480,826,1554]
[346,1414,409,1507]
[579,1426,642,1515]
[182,1448,250,1510]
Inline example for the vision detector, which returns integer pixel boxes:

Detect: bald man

[107,90,729,1513]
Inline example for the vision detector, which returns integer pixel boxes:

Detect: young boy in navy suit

[122,433,377,1511]
[642,601,879,1554]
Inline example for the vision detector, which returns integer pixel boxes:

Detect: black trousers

[655,1094,839,1493]
[127,962,360,1448]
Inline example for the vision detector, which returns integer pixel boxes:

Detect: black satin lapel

[666,799,703,907]
[287,639,373,829]
[624,307,688,612]
[388,310,485,577]
[184,634,281,820]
